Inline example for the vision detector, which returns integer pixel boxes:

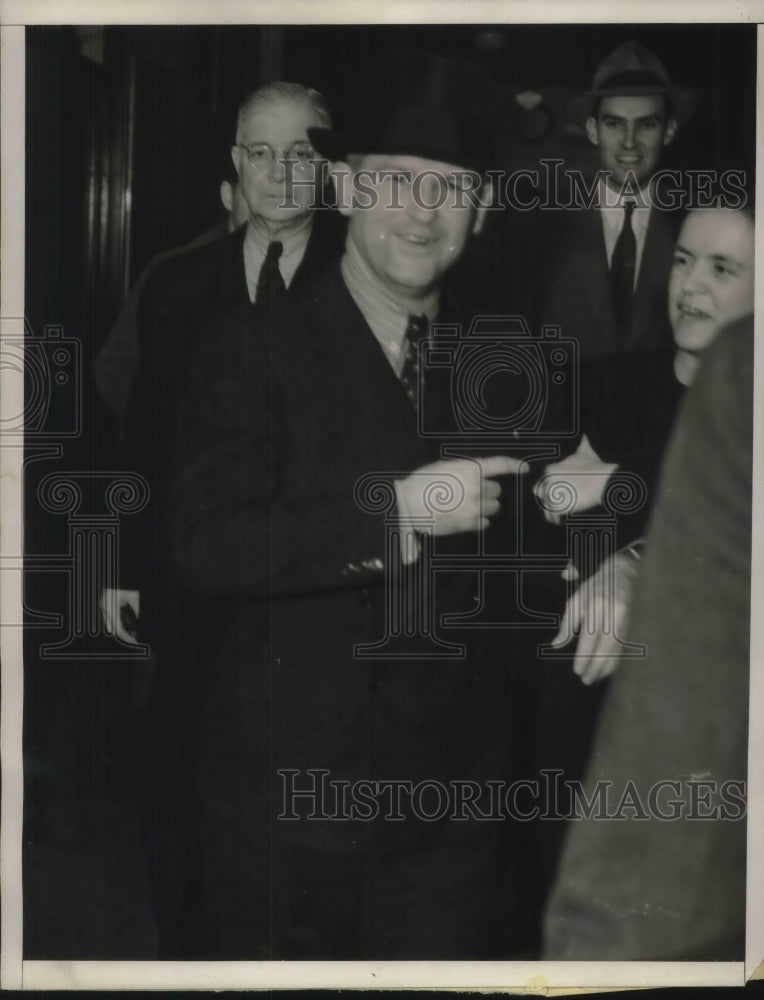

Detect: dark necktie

[399,314,429,411]
[610,200,637,345]
[256,241,286,302]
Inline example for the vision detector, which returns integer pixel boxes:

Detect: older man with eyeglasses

[113,81,345,958]
[97,84,337,444]
[231,82,345,302]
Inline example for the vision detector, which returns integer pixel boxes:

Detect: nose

[681,260,707,294]
[621,123,637,149]
[406,174,443,222]
[268,150,287,183]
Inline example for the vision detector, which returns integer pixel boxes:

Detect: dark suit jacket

[176,266,514,855]
[119,208,346,608]
[544,319,752,960]
[93,220,229,426]
[578,348,684,548]
[540,204,681,358]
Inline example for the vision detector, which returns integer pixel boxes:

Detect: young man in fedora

[540,39,695,358]
[175,50,528,960]
[529,40,696,903]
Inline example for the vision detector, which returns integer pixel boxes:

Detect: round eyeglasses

[237,141,318,172]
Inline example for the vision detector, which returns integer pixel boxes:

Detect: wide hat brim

[308,126,491,175]
[307,50,498,176]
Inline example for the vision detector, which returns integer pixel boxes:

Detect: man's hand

[396,455,525,536]
[551,550,641,685]
[534,434,618,525]
[100,588,141,645]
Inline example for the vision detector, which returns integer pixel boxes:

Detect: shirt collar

[341,235,439,332]
[244,215,313,259]
[598,176,656,211]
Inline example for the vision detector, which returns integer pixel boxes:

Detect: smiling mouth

[678,303,711,320]
[396,232,436,249]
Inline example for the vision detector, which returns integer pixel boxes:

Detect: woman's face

[669,208,755,355]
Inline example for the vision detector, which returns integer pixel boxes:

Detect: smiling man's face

[586,94,676,191]
[339,154,486,301]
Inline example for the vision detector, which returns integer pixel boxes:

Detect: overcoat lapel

[211,224,252,313]
[291,209,347,293]
[626,207,674,351]
[577,208,616,343]
[296,273,434,465]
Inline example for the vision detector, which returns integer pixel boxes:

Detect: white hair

[235,82,332,142]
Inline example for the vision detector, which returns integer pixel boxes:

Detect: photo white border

[0,20,26,998]
[1,0,761,991]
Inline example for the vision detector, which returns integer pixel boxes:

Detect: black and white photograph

[1,1,761,991]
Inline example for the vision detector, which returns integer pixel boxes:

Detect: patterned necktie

[256,241,286,302]
[399,314,429,411]
[610,200,637,345]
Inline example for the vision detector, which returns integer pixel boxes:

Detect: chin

[673,326,716,354]
[390,263,438,289]
[611,168,649,190]
[264,207,309,223]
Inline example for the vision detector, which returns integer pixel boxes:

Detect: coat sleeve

[542,320,753,961]
[175,307,393,598]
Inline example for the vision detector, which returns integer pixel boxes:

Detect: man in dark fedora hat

[540,39,694,359]
[174,50,528,960]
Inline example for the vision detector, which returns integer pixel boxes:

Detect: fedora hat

[568,40,696,126]
[308,49,497,175]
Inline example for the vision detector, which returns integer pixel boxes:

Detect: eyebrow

[674,243,746,268]
[600,113,663,123]
[709,254,746,268]
[241,138,310,146]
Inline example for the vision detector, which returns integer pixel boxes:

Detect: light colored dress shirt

[599,180,653,288]
[340,234,440,564]
[243,217,312,302]
[340,234,438,375]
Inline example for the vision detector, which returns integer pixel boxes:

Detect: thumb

[551,592,583,646]
[562,561,580,582]
[551,600,574,646]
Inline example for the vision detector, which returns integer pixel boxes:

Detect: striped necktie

[399,314,428,411]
